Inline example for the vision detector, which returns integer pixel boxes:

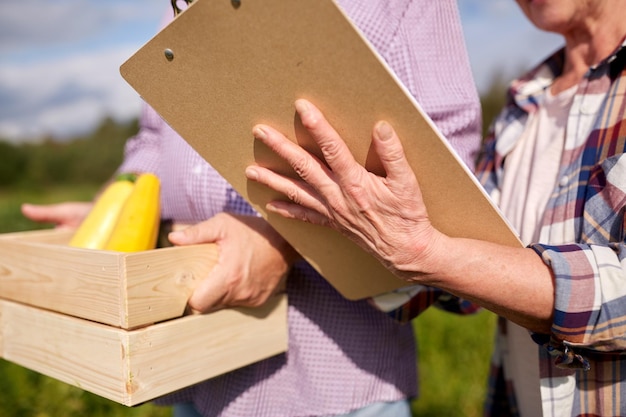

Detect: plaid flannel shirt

[476,40,626,417]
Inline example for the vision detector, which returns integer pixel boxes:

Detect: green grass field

[0,185,495,416]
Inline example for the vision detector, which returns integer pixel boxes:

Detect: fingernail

[245,166,259,180]
[253,126,267,140]
[168,231,183,240]
[375,121,393,141]
[295,99,310,115]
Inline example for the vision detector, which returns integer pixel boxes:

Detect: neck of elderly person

[517,0,626,93]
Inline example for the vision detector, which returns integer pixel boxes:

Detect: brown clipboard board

[120,0,522,300]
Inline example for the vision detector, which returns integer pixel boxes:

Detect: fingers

[246,163,329,219]
[251,99,359,185]
[251,123,333,186]
[248,124,334,218]
[248,100,354,220]
[293,99,362,184]
[371,121,414,185]
[21,203,66,223]
[169,218,232,312]
[21,202,92,228]
[188,251,278,313]
[187,262,229,312]
[265,199,332,226]
[252,99,409,189]
[21,203,49,222]
[168,217,222,246]
[294,99,411,186]
[169,214,284,312]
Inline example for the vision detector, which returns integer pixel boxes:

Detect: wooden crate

[0,228,219,329]
[0,296,287,406]
[0,229,288,406]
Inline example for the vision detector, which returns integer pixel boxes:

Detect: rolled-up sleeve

[532,242,626,352]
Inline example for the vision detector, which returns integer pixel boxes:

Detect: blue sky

[0,0,563,143]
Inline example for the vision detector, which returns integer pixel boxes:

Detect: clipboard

[120,0,522,300]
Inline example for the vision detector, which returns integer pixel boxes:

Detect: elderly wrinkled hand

[245,99,443,279]
[244,99,557,335]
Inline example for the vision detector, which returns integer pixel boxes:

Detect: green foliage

[0,360,171,417]
[0,184,99,233]
[0,141,28,186]
[0,117,138,191]
[412,308,496,417]
[480,71,511,138]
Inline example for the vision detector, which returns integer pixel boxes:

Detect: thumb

[168,218,222,246]
[187,261,229,312]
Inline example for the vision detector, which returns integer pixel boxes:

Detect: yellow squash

[104,172,161,252]
[69,174,137,249]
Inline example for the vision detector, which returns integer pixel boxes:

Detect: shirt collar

[507,37,626,114]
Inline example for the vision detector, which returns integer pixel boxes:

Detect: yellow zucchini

[104,173,161,252]
[69,174,137,249]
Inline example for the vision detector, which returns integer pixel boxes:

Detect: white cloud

[0,46,143,142]
[0,0,163,53]
[0,0,166,143]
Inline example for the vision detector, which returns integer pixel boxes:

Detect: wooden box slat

[0,229,218,329]
[0,229,289,405]
[0,295,288,406]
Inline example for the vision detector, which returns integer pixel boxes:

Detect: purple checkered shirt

[118,1,481,415]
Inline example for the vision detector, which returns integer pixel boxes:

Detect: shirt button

[559,176,569,187]
[580,101,598,114]
[192,164,203,175]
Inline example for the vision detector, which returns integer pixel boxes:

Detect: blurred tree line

[479,71,510,138]
[0,117,138,190]
[0,75,509,190]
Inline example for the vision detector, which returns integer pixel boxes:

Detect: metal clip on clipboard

[171,0,240,16]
